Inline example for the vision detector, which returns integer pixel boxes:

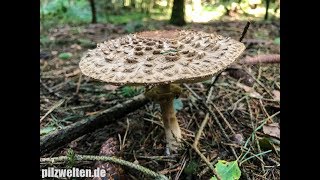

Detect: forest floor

[40,20,280,180]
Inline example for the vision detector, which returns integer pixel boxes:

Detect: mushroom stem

[145,84,182,151]
[159,93,182,151]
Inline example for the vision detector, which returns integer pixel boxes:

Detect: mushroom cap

[79,30,245,85]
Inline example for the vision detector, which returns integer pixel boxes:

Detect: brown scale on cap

[79,30,245,85]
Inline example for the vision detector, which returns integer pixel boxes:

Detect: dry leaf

[263,123,280,139]
[272,90,280,101]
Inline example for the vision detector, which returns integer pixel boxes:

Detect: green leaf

[173,98,183,112]
[58,52,72,60]
[274,37,280,45]
[40,126,56,136]
[211,160,241,180]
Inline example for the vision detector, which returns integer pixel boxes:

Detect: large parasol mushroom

[79,30,245,152]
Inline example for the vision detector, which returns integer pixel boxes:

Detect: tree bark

[89,0,97,23]
[170,0,186,26]
[40,94,149,155]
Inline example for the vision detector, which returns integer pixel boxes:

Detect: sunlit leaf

[211,160,241,180]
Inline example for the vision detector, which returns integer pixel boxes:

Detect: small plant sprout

[79,30,245,153]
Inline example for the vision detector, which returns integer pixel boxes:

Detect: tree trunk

[130,0,135,8]
[264,0,270,20]
[89,0,97,23]
[170,0,186,26]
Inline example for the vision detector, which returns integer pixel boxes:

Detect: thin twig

[137,155,177,161]
[255,133,266,173]
[193,113,210,147]
[40,99,65,122]
[206,75,220,103]
[192,145,221,180]
[122,118,130,149]
[191,113,221,180]
[213,104,236,135]
[259,99,272,122]
[198,156,221,178]
[174,154,187,180]
[183,83,202,100]
[209,107,231,141]
[75,73,82,94]
[40,78,64,98]
[40,155,168,180]
[239,21,251,42]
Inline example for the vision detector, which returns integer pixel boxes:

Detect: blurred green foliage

[120,86,144,98]
[58,52,73,60]
[40,0,279,29]
[41,0,92,24]
[273,37,280,45]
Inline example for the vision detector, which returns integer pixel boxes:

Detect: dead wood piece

[40,94,149,155]
[241,54,280,65]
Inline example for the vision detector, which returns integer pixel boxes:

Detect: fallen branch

[241,54,280,65]
[40,154,168,180]
[40,94,149,155]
